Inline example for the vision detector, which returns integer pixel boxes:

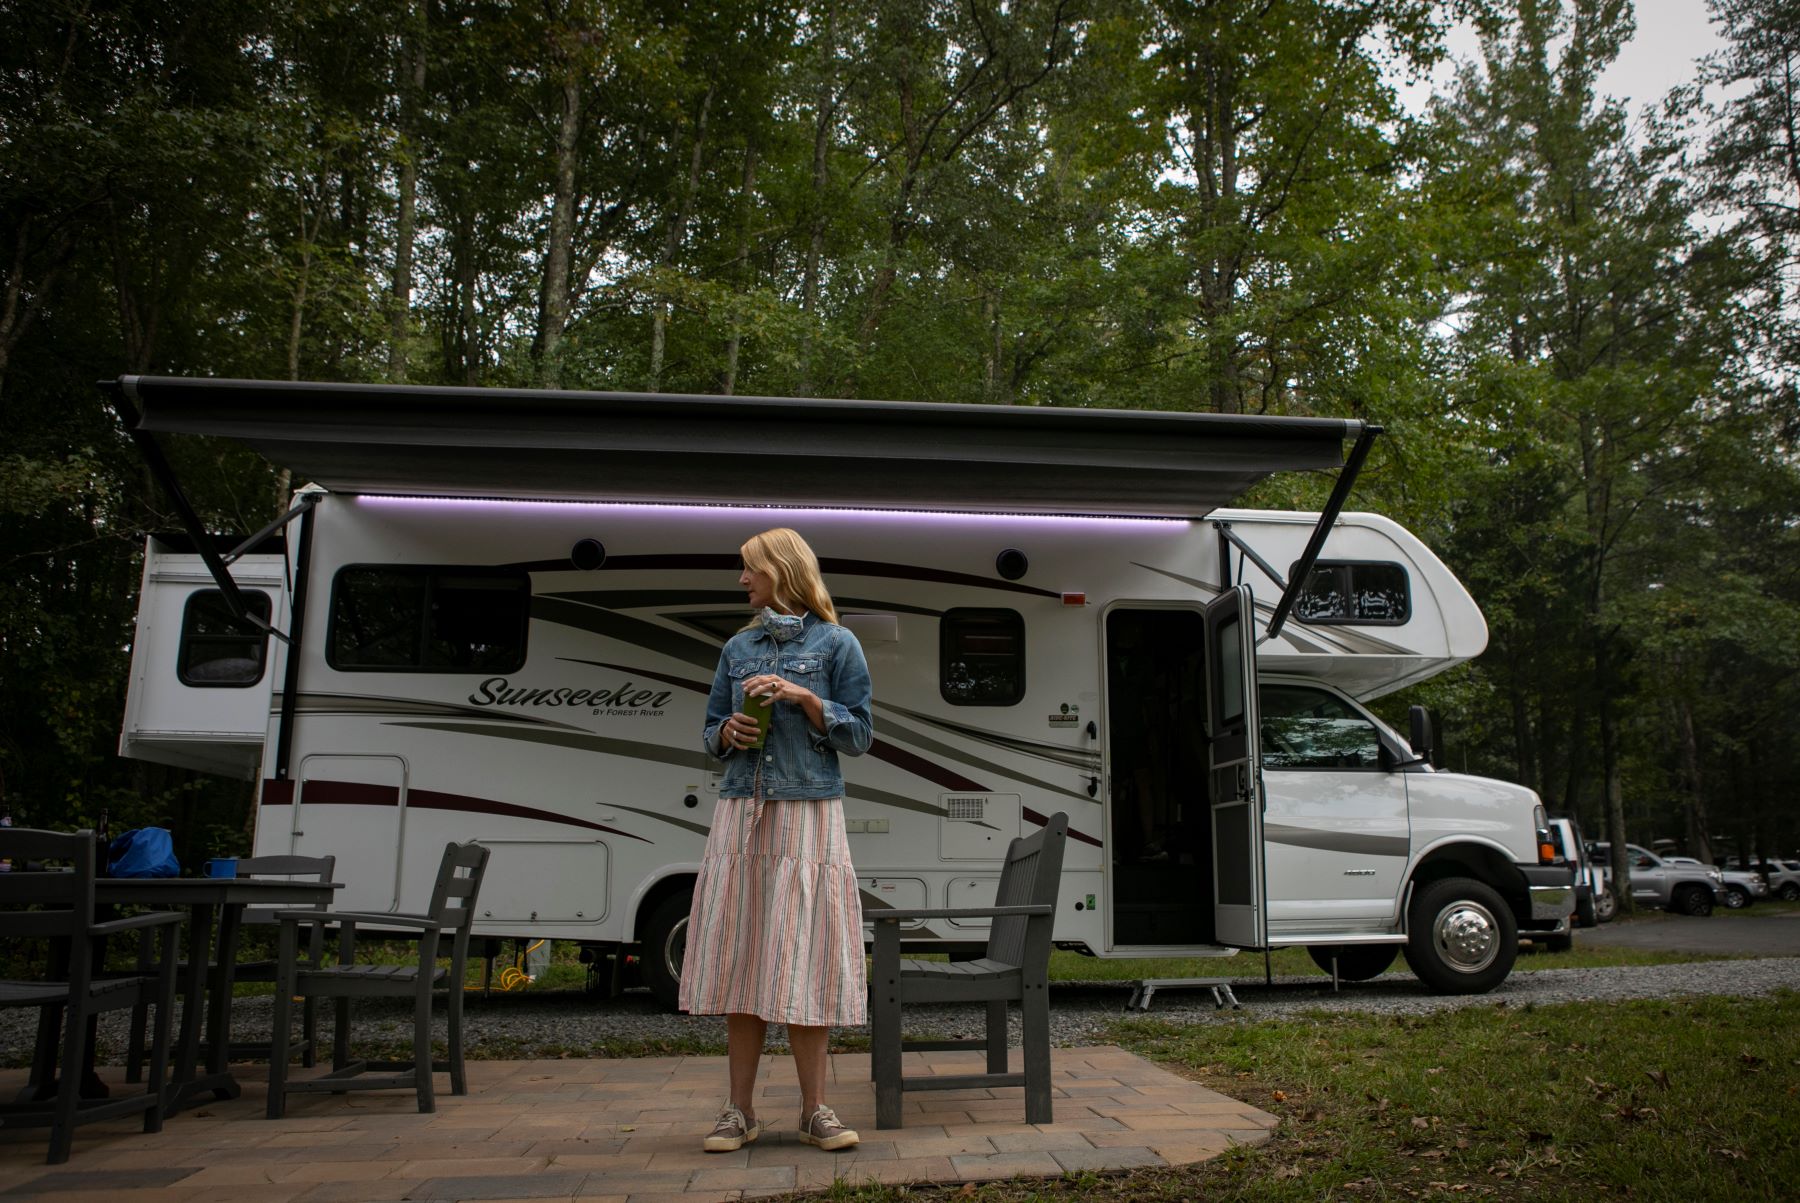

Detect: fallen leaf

[1271,1089,1288,1102]
[1274,1165,1302,1179]
[619,1125,635,1132]
[1455,1138,1471,1149]
[1645,1069,1670,1090]
[958,1183,978,1196]
[1412,1117,1431,1129]
[1716,1148,1747,1160]
[1426,1066,1444,1075]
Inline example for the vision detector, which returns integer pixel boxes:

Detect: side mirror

[1408,705,1435,767]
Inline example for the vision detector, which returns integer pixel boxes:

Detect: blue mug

[204,857,238,879]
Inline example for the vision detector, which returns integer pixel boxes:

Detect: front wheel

[1780,882,1800,902]
[1404,877,1518,995]
[1594,887,1618,923]
[1672,885,1714,917]
[1722,885,1751,910]
[640,890,693,1011]
[1575,888,1599,928]
[1306,943,1399,981]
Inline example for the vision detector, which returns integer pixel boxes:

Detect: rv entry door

[1206,585,1267,949]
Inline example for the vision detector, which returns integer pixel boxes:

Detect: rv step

[1125,978,1242,1012]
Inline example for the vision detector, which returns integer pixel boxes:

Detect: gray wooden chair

[266,841,489,1117]
[123,853,338,1081]
[869,812,1068,1130]
[0,827,181,1163]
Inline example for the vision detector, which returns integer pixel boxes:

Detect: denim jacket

[701,613,874,800]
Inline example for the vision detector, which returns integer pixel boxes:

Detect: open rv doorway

[1103,607,1213,947]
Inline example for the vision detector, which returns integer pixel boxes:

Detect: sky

[1395,0,1725,117]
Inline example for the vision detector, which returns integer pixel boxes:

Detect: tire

[1722,885,1751,910]
[1306,943,1400,981]
[640,890,693,1011]
[1403,876,1518,995]
[1780,883,1799,902]
[1672,885,1714,917]
[1595,887,1618,923]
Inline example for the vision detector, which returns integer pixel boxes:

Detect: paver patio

[0,1045,1275,1201]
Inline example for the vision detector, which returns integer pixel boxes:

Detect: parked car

[1666,856,1767,909]
[1588,843,1723,916]
[1723,857,1800,902]
[1548,817,1610,929]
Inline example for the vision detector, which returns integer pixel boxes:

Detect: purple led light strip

[352,493,1188,527]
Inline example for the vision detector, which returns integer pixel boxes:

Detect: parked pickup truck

[1667,857,1767,909]
[1724,857,1800,902]
[1589,843,1723,916]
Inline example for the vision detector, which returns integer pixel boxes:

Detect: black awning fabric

[114,376,1359,518]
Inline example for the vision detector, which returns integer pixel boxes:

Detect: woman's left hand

[742,674,816,707]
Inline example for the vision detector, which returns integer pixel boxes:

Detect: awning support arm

[1264,423,1383,643]
[225,491,319,565]
[104,382,292,644]
[1213,522,1289,594]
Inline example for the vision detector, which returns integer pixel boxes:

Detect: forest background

[2,0,1797,894]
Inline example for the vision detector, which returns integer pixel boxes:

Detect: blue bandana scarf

[759,608,808,642]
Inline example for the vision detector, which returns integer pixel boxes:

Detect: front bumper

[1521,863,1575,921]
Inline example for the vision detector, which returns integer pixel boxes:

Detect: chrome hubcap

[665,915,689,982]
[1432,900,1500,973]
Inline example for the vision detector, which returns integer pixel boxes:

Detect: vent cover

[946,796,985,821]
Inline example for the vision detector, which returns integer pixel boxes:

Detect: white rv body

[123,491,1569,998]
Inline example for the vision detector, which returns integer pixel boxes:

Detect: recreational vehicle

[110,377,1572,1002]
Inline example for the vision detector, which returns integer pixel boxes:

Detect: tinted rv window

[1290,560,1410,625]
[329,566,529,672]
[1259,684,1383,769]
[941,609,1024,705]
[178,589,273,687]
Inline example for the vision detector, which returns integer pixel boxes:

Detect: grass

[770,991,1800,1202]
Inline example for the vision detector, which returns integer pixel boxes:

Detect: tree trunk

[721,143,758,396]
[387,0,427,383]
[648,84,713,391]
[1677,696,1714,864]
[535,68,582,389]
[797,4,839,398]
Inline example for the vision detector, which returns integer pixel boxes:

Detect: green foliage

[0,0,1795,860]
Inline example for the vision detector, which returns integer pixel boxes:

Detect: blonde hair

[741,528,838,625]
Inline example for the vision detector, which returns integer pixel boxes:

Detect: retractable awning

[107,376,1360,519]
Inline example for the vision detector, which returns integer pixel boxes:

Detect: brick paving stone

[404,1172,588,1200]
[1050,1144,1166,1172]
[0,1046,1269,1198]
[948,1150,1065,1180]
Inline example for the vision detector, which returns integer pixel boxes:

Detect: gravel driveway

[8,957,1795,1069]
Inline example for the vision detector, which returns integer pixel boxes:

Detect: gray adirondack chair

[0,828,181,1163]
[266,841,489,1117]
[869,812,1068,1130]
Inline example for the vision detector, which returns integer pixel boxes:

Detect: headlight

[1709,870,1723,883]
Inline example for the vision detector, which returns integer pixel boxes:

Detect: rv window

[329,566,529,672]
[1290,561,1410,625]
[1259,684,1384,770]
[940,609,1024,705]
[178,589,273,687]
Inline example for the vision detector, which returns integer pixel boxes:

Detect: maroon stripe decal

[1025,805,1102,848]
[868,740,986,793]
[258,778,651,844]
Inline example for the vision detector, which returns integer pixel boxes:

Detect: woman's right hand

[719,710,759,751]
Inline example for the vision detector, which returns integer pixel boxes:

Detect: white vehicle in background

[1666,857,1767,909]
[1722,857,1800,902]
[109,376,1574,1002]
[1591,844,1724,916]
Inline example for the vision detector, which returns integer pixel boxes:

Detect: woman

[682,527,874,1154]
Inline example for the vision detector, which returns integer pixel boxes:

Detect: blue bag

[107,827,180,878]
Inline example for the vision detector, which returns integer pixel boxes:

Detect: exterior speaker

[571,539,607,571]
[996,548,1028,581]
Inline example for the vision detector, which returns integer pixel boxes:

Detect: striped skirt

[679,796,867,1026]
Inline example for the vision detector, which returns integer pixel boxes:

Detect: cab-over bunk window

[1291,560,1410,625]
[328,566,529,672]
